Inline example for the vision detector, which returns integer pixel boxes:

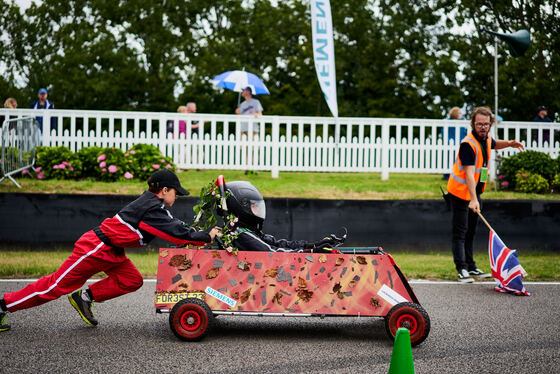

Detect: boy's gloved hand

[309,246,340,254]
[306,232,345,251]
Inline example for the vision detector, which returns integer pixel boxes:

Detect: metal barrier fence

[0,116,41,188]
[0,109,558,179]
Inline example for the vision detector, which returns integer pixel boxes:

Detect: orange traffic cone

[388,328,415,374]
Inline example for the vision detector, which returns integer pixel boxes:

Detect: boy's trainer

[0,312,10,332]
[68,291,98,326]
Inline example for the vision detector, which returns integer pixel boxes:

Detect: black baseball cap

[537,105,547,112]
[148,169,189,196]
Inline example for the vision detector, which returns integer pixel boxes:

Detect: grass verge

[1,250,558,281]
[1,170,559,200]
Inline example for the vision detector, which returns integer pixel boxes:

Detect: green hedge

[31,144,176,181]
[498,150,560,194]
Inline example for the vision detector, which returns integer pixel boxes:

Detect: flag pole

[476,211,495,232]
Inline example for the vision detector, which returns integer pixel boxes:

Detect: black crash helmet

[224,181,266,231]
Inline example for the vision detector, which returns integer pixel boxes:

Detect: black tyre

[169,298,214,341]
[384,302,430,346]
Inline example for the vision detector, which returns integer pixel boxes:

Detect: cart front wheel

[169,298,214,341]
[385,302,430,346]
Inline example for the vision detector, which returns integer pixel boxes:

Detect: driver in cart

[219,181,345,253]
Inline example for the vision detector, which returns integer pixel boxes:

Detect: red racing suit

[4,191,211,312]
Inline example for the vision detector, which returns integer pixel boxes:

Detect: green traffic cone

[388,328,415,374]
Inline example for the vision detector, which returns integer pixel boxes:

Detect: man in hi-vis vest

[447,106,524,283]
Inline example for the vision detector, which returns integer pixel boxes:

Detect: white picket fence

[1,108,558,179]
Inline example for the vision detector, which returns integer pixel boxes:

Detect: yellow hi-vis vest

[447,132,491,201]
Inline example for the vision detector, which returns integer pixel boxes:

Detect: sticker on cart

[205,286,237,308]
[377,284,408,306]
[154,292,204,305]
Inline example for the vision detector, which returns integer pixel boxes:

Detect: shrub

[28,144,175,182]
[499,150,557,189]
[551,174,560,193]
[515,170,549,194]
[2,146,21,164]
[125,144,175,180]
[77,146,103,179]
[95,147,127,182]
[35,146,82,180]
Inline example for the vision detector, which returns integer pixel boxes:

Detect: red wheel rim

[180,310,202,331]
[396,313,418,334]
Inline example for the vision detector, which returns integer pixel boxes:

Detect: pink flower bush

[37,172,44,179]
[130,150,135,155]
[99,161,106,168]
[35,167,42,172]
[97,154,106,161]
[124,172,133,179]
[502,181,509,187]
[62,161,70,165]
[152,164,160,169]
[166,164,172,169]
[102,168,107,172]
[108,165,118,173]
[22,169,29,175]
[498,174,504,180]
[69,166,74,171]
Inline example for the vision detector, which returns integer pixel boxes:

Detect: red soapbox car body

[155,246,430,346]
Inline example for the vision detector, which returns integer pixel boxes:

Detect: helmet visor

[250,200,266,220]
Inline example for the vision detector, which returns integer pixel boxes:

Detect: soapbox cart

[155,246,430,346]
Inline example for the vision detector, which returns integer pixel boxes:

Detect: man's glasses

[475,122,491,128]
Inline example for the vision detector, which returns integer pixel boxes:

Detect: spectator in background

[4,98,17,109]
[174,105,188,136]
[168,103,200,138]
[235,87,263,175]
[235,86,262,133]
[30,88,55,134]
[442,107,467,180]
[186,102,200,136]
[533,105,552,123]
[532,105,553,145]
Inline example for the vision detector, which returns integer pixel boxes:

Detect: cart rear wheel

[169,298,214,341]
[385,302,430,346]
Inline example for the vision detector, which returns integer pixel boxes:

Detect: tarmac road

[1,280,559,374]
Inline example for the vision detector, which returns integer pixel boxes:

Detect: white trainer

[458,269,474,283]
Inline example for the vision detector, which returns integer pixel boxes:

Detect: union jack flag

[489,230,530,296]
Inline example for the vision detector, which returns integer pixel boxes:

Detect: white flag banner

[311,0,338,117]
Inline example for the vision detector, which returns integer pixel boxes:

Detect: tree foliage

[1,0,558,120]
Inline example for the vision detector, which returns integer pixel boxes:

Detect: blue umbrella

[211,70,270,95]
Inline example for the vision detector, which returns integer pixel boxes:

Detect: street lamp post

[481,27,531,120]
[480,27,530,184]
